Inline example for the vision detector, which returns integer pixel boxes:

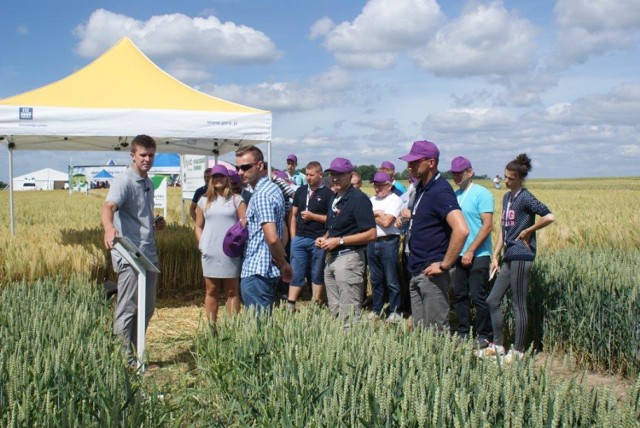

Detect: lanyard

[305,184,322,210]
[504,188,522,222]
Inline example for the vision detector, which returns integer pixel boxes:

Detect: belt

[376,235,399,242]
[329,247,361,257]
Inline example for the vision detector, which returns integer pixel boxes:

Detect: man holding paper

[101,134,165,363]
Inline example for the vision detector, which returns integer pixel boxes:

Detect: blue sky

[1,0,639,181]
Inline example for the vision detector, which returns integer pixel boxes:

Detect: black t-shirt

[326,186,376,250]
[292,185,333,239]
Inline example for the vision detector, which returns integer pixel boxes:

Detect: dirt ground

[143,297,635,403]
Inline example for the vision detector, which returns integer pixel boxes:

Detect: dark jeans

[452,255,492,340]
[367,236,401,315]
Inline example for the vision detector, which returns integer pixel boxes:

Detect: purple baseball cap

[222,220,248,258]
[371,171,392,184]
[449,156,472,173]
[399,140,440,162]
[272,169,289,180]
[229,170,242,185]
[380,161,395,170]
[211,164,230,177]
[326,157,354,174]
[286,154,298,163]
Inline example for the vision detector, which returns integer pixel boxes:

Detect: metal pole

[136,270,147,371]
[8,143,15,236]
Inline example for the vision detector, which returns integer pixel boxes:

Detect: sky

[1,0,639,181]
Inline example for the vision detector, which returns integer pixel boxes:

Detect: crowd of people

[102,135,555,366]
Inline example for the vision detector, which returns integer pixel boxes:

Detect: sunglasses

[236,162,258,172]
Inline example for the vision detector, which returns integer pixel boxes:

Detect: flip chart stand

[113,237,161,372]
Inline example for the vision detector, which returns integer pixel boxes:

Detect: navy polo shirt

[407,173,460,273]
[326,185,375,250]
[292,184,333,239]
[192,185,207,204]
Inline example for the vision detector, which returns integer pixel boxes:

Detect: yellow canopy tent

[0,37,272,234]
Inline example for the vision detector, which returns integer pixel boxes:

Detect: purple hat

[272,169,289,181]
[211,164,230,177]
[286,154,298,163]
[449,156,472,173]
[222,220,248,258]
[399,140,440,162]
[326,157,354,174]
[229,170,242,185]
[380,161,395,170]
[371,171,392,184]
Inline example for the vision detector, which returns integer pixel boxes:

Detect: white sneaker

[386,313,403,323]
[475,343,505,358]
[367,311,380,321]
[503,349,524,364]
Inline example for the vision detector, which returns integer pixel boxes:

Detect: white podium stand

[113,237,161,372]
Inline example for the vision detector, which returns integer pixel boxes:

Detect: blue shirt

[287,171,307,187]
[241,176,286,279]
[392,180,407,194]
[407,173,460,273]
[455,183,494,257]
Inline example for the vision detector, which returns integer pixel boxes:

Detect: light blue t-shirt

[455,183,494,257]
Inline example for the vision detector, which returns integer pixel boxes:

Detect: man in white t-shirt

[367,171,403,322]
[450,156,494,349]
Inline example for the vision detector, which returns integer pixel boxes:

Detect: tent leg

[267,140,272,179]
[8,145,15,236]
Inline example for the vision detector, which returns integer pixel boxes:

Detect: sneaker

[367,311,380,321]
[503,349,524,364]
[475,342,505,358]
[472,338,490,350]
[386,313,403,323]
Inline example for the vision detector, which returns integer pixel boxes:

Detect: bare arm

[318,228,377,252]
[424,209,469,276]
[461,212,493,267]
[101,201,119,249]
[189,202,198,222]
[289,205,299,239]
[373,209,397,228]
[517,213,555,247]
[490,226,504,272]
[194,206,205,242]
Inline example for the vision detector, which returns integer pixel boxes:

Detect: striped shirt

[241,176,286,279]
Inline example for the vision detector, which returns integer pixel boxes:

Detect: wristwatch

[339,237,345,246]
[439,263,451,272]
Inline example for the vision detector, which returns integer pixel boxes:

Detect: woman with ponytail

[480,154,555,362]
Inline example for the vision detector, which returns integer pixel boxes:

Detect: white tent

[13,167,68,191]
[0,37,273,234]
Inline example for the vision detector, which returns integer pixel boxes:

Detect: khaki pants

[324,249,366,328]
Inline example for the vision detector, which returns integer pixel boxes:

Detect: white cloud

[73,9,281,81]
[16,26,28,35]
[410,1,538,77]
[313,0,443,69]
[555,0,640,64]
[199,67,357,112]
[309,17,334,40]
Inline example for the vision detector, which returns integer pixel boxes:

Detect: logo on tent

[19,107,33,120]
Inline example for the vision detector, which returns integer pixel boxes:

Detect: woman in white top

[195,164,246,322]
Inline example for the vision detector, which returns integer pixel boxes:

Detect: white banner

[181,155,209,200]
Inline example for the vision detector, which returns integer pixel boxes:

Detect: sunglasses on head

[236,162,258,172]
